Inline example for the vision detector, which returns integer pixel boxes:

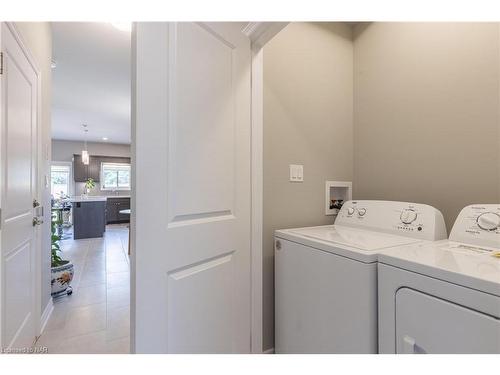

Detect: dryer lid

[288,225,421,251]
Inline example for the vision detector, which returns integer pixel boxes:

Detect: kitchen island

[70,196,107,239]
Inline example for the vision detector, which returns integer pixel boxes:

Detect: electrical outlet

[289,164,304,182]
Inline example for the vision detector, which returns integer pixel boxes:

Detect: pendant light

[82,124,89,165]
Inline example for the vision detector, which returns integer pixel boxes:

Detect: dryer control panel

[449,205,500,250]
[336,200,447,241]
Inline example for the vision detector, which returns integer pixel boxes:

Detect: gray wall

[52,139,131,196]
[263,22,354,351]
[15,22,53,317]
[52,139,131,161]
[353,23,500,231]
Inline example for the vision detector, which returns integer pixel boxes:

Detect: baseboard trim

[40,299,54,334]
[263,347,275,354]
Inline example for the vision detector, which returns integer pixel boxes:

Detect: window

[101,163,131,190]
[51,164,71,199]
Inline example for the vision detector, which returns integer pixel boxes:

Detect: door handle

[32,217,44,226]
[402,335,416,354]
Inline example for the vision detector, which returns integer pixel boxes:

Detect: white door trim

[0,21,43,346]
[243,22,288,353]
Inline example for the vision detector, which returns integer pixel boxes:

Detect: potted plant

[51,211,73,297]
[83,177,95,197]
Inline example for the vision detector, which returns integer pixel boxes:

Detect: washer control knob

[400,209,417,225]
[477,212,500,231]
[347,207,355,216]
[358,208,367,217]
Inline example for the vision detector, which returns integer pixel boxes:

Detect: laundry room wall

[263,22,354,351]
[353,23,500,231]
[15,22,53,320]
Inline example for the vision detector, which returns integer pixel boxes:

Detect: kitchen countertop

[70,196,107,203]
[69,195,131,203]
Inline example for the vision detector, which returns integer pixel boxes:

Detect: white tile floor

[36,225,130,354]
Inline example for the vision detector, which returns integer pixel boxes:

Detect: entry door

[134,23,251,353]
[0,23,39,350]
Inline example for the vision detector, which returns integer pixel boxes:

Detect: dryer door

[396,288,500,353]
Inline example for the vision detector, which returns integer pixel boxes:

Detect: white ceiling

[51,22,131,144]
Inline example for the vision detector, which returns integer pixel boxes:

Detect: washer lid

[288,225,421,251]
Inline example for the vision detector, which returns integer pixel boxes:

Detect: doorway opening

[38,22,132,354]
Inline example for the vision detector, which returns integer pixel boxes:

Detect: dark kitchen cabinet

[73,200,106,239]
[73,154,89,182]
[106,197,131,224]
[87,156,101,182]
[73,154,130,183]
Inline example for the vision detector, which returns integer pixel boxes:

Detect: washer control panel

[336,200,447,241]
[450,205,500,250]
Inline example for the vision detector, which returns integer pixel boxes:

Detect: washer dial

[477,212,500,231]
[347,207,355,216]
[358,208,367,217]
[400,209,417,225]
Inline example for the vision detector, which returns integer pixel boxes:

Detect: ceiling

[51,22,131,144]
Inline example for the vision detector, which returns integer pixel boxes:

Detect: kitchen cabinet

[106,197,131,224]
[73,154,88,182]
[87,156,101,182]
[73,154,131,182]
[73,154,100,182]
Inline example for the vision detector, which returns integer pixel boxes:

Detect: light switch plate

[289,164,304,182]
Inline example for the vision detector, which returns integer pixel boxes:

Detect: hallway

[36,225,130,354]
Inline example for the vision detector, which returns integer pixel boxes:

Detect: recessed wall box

[325,181,352,215]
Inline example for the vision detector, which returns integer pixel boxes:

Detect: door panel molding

[167,22,237,225]
[168,210,234,228]
[167,251,234,280]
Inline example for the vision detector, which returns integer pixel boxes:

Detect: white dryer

[378,204,500,354]
[274,200,447,353]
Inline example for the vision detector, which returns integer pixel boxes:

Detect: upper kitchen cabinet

[73,154,101,182]
[73,154,131,182]
[73,154,89,182]
[87,156,101,182]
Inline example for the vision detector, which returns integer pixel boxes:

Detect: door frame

[0,22,43,347]
[130,22,287,354]
[241,22,288,353]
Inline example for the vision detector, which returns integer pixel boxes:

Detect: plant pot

[51,260,74,297]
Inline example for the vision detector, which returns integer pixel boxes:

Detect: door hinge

[0,52,3,75]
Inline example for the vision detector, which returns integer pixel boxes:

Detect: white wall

[52,139,131,161]
[263,22,354,351]
[15,22,53,317]
[52,139,131,196]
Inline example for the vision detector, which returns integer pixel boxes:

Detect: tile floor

[36,225,130,354]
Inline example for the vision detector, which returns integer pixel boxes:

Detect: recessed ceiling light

[102,137,108,141]
[111,22,132,32]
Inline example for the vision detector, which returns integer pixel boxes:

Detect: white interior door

[0,23,40,350]
[134,22,251,353]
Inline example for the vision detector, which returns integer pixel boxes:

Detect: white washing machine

[378,204,500,354]
[274,200,447,353]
